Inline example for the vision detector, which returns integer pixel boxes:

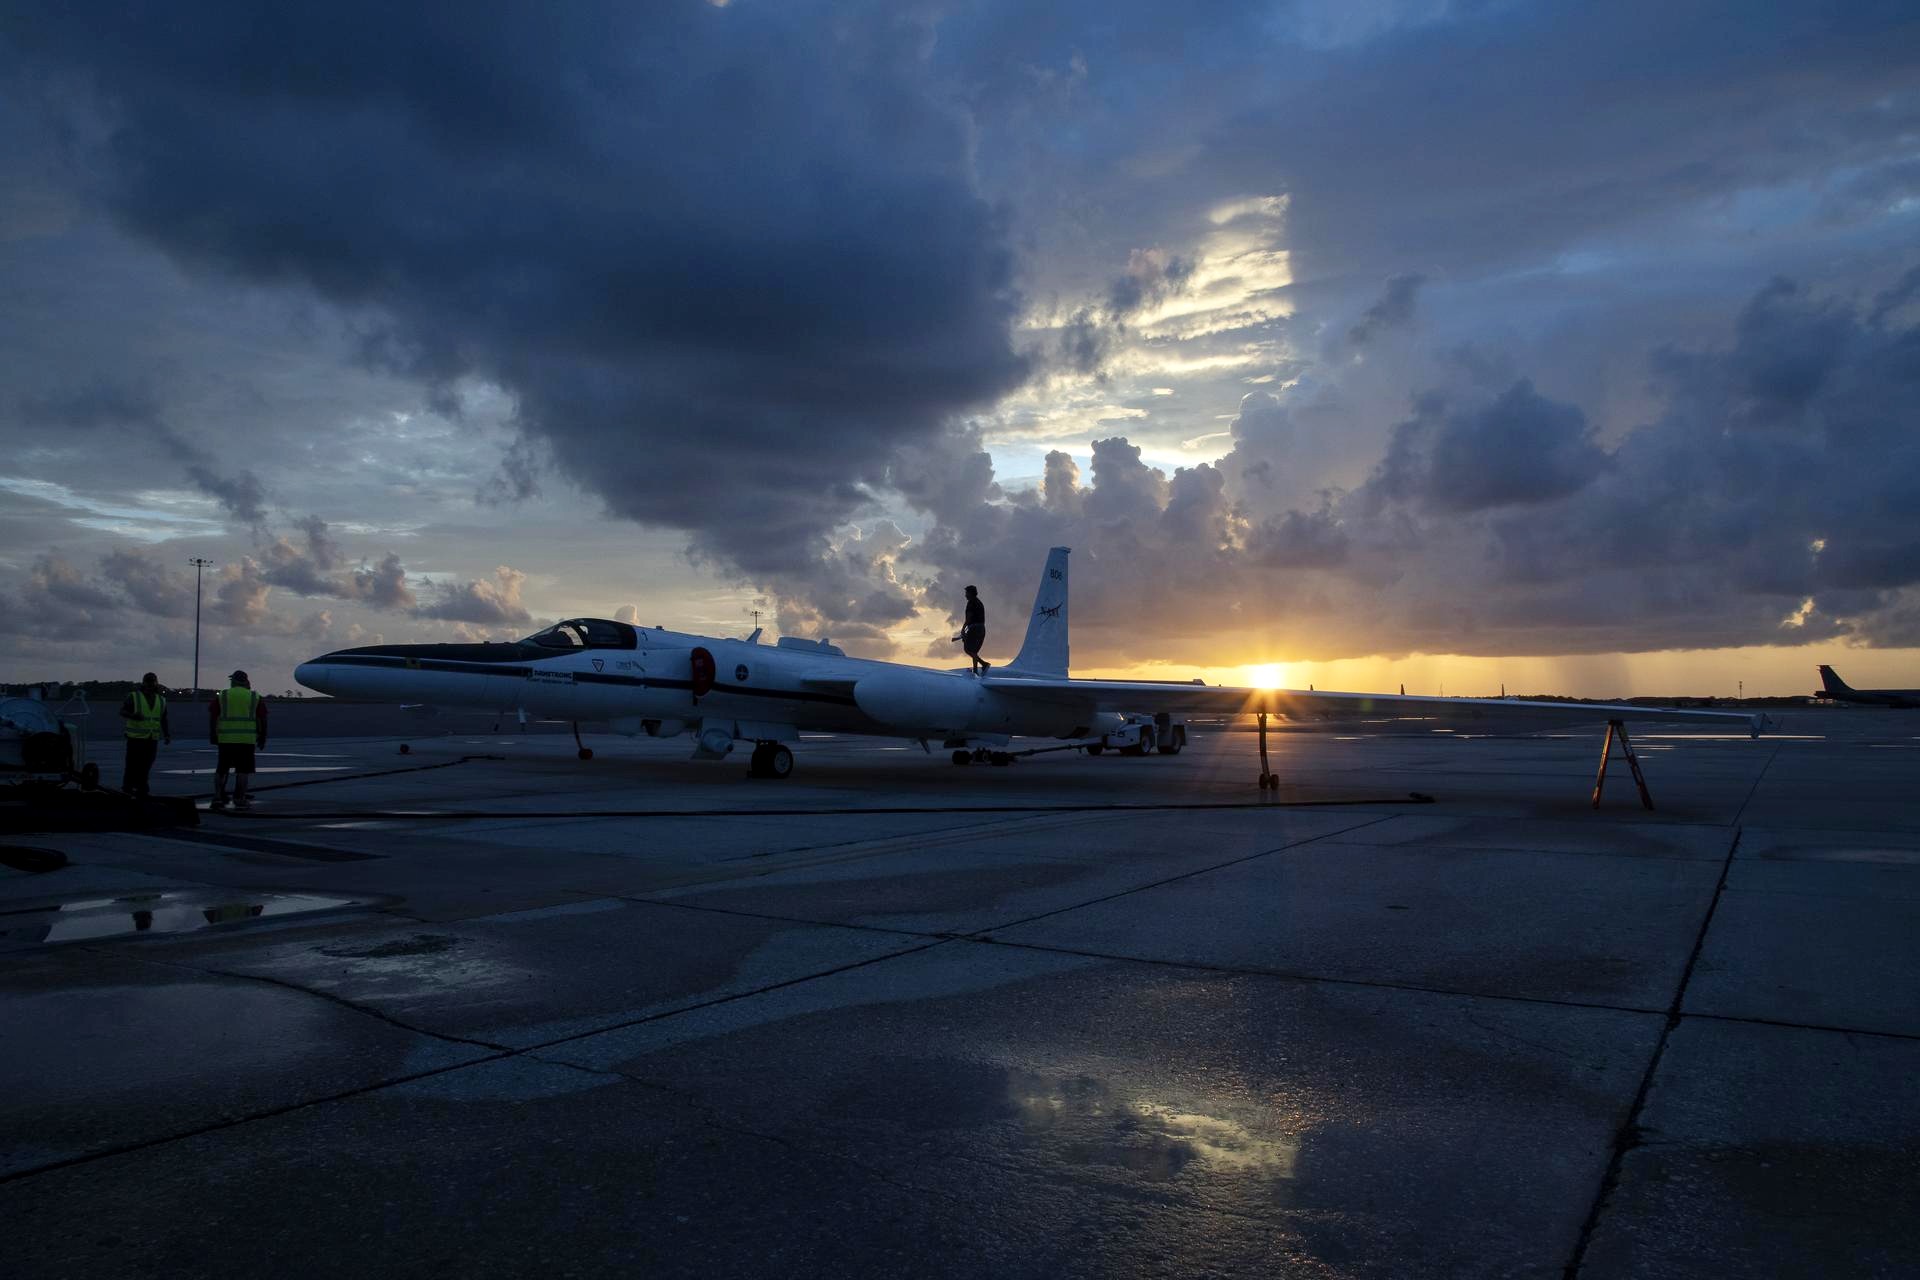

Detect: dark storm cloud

[1347,274,1426,348]
[7,1,1027,616]
[1218,1,1920,281]
[182,464,269,528]
[1370,380,1606,513]
[1052,249,1196,375]
[19,378,270,527]
[941,0,1917,303]
[1487,276,1920,607]
[1247,505,1349,569]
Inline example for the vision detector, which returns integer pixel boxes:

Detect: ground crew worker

[208,669,267,811]
[954,584,990,676]
[117,671,171,798]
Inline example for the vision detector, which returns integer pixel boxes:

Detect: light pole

[188,557,213,696]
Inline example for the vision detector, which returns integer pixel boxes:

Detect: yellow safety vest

[126,689,166,740]
[216,687,260,744]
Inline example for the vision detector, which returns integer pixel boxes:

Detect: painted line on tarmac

[215,793,1440,822]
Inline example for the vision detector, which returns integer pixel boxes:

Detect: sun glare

[1243,663,1287,689]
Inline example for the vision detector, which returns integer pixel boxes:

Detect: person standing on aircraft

[117,671,171,798]
[955,584,990,676]
[208,669,267,811]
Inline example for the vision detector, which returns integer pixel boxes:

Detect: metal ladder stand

[1591,719,1653,810]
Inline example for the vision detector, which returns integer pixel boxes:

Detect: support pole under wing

[1592,719,1653,810]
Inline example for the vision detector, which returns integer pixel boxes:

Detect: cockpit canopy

[521,618,638,650]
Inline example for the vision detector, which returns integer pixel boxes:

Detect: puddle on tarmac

[0,890,354,947]
[1003,1068,1300,1181]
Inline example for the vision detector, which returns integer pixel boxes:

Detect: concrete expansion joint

[555,1056,945,1199]
[962,813,1399,938]
[500,937,956,1062]
[1562,825,1745,1278]
[95,947,516,1054]
[606,890,945,942]
[516,1052,632,1085]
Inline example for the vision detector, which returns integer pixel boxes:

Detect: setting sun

[1242,663,1288,689]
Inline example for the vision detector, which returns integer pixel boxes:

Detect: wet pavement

[2,703,1916,1276]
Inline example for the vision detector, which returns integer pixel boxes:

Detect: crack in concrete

[1562,825,1744,1278]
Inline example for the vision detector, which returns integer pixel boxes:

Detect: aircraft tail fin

[1818,664,1852,694]
[1007,546,1070,676]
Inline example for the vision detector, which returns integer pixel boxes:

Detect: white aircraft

[294,547,1765,798]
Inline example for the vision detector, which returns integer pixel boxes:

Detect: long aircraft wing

[983,676,1769,734]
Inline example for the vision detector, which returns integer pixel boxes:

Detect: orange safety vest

[215,687,260,744]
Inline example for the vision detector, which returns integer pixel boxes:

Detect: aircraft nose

[294,658,330,695]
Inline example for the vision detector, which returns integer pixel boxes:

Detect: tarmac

[3,701,1916,1278]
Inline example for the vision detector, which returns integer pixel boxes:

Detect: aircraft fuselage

[294,621,1111,745]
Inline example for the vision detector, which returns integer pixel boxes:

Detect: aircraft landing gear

[749,741,794,779]
[1256,712,1277,790]
[572,721,593,760]
[952,746,1013,766]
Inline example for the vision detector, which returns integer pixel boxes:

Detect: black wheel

[1158,728,1184,756]
[577,747,594,760]
[79,762,101,790]
[1139,729,1155,754]
[1085,743,1104,756]
[952,749,972,766]
[989,751,1013,766]
[764,743,794,779]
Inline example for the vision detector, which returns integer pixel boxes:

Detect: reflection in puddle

[0,890,353,946]
[161,766,353,775]
[1006,1069,1299,1181]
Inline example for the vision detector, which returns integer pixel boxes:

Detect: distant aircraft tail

[1007,546,1070,676]
[1818,664,1852,695]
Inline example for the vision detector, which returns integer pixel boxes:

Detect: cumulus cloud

[99,549,196,618]
[417,565,532,625]
[883,270,1920,664]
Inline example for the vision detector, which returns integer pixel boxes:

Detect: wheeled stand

[1591,719,1653,810]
